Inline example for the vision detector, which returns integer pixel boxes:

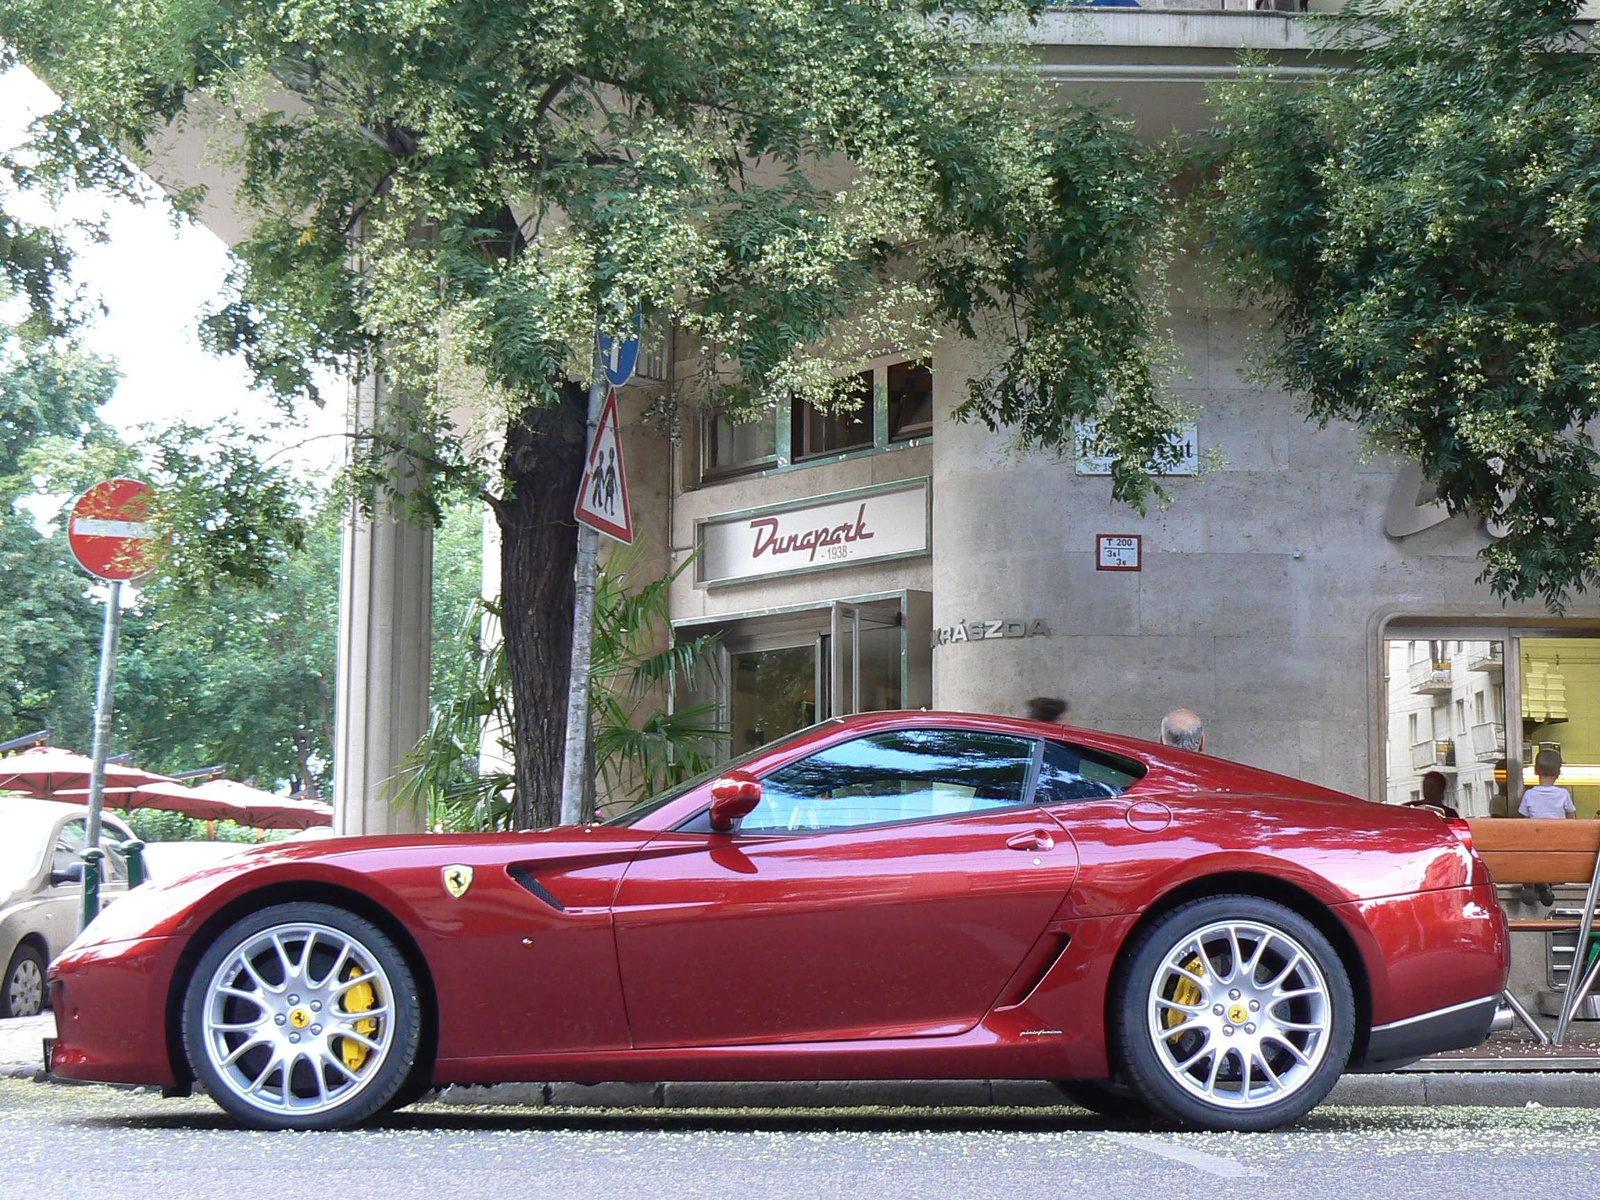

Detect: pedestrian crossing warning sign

[574,388,634,544]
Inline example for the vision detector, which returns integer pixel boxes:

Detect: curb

[10,1065,1600,1109]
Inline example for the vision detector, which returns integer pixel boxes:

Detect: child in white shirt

[1518,749,1575,906]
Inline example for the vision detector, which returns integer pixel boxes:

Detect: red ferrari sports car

[48,711,1508,1131]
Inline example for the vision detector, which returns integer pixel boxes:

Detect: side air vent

[507,865,566,911]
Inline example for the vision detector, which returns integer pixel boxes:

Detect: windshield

[603,721,840,828]
[0,805,65,887]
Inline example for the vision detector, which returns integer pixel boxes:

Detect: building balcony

[1470,722,1506,764]
[1411,740,1457,772]
[1408,661,1453,696]
[1467,645,1504,678]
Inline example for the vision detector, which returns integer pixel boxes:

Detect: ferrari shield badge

[442,864,474,899]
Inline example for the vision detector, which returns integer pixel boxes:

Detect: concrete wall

[926,290,1599,800]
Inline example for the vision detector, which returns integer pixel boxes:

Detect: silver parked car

[1,798,136,1018]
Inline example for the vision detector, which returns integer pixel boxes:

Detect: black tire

[182,902,422,1130]
[381,1074,437,1114]
[1051,1077,1150,1121]
[1109,895,1355,1132]
[2,943,47,1018]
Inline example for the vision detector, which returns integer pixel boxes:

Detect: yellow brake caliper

[339,967,378,1071]
[1166,955,1205,1040]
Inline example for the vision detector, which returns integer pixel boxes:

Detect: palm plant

[395,548,723,830]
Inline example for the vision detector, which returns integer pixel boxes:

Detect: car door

[36,817,88,958]
[611,726,1080,1049]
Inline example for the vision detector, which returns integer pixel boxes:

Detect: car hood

[66,825,653,951]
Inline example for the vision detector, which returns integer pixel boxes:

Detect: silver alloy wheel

[7,956,43,1017]
[199,921,396,1118]
[1145,919,1332,1111]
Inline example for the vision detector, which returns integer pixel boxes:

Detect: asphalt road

[3,1078,1596,1199]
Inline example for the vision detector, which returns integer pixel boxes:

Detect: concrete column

[333,370,432,835]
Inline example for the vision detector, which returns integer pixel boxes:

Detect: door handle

[1006,830,1055,853]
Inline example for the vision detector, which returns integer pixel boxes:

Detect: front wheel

[1110,896,1354,1132]
[182,903,421,1130]
[2,944,46,1018]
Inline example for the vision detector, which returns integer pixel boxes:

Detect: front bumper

[48,935,183,1088]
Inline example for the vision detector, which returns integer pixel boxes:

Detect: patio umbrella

[0,747,165,798]
[201,780,334,830]
[57,780,253,824]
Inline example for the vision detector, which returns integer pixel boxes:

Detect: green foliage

[0,0,1181,507]
[1202,0,1600,606]
[122,807,266,844]
[395,547,723,830]
[588,545,723,814]
[111,494,341,789]
[0,326,119,743]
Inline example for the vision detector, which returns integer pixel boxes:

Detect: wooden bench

[1466,819,1600,930]
[1465,818,1600,1043]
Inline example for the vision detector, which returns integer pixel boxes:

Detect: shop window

[792,370,874,460]
[887,361,933,442]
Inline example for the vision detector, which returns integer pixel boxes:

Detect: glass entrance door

[677,590,931,762]
[727,643,818,755]
[826,600,903,719]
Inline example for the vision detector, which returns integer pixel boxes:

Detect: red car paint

[48,711,1508,1090]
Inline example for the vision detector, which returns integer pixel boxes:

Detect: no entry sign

[68,479,162,581]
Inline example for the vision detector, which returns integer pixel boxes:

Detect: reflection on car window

[1036,740,1145,803]
[739,729,1037,833]
[52,819,86,875]
[604,720,841,827]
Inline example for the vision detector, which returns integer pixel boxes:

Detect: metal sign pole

[560,374,608,826]
[81,579,123,928]
[85,580,124,850]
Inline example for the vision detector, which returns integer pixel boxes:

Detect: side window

[1036,740,1145,804]
[51,819,87,875]
[740,728,1038,833]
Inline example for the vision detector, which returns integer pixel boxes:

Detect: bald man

[1160,709,1205,752]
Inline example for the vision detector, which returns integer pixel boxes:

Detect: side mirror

[50,863,85,887]
[708,771,763,832]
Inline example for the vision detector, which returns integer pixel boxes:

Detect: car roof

[0,795,91,821]
[812,711,1357,804]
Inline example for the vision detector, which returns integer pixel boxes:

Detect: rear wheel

[2,944,46,1018]
[1110,895,1354,1132]
[182,903,421,1130]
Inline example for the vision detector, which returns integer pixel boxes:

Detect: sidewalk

[8,1013,1600,1108]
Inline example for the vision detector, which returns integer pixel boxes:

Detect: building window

[703,409,779,477]
[1474,690,1486,723]
[698,357,932,483]
[887,360,933,442]
[1408,712,1419,744]
[792,370,874,460]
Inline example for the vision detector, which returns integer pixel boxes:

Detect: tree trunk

[498,382,589,829]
